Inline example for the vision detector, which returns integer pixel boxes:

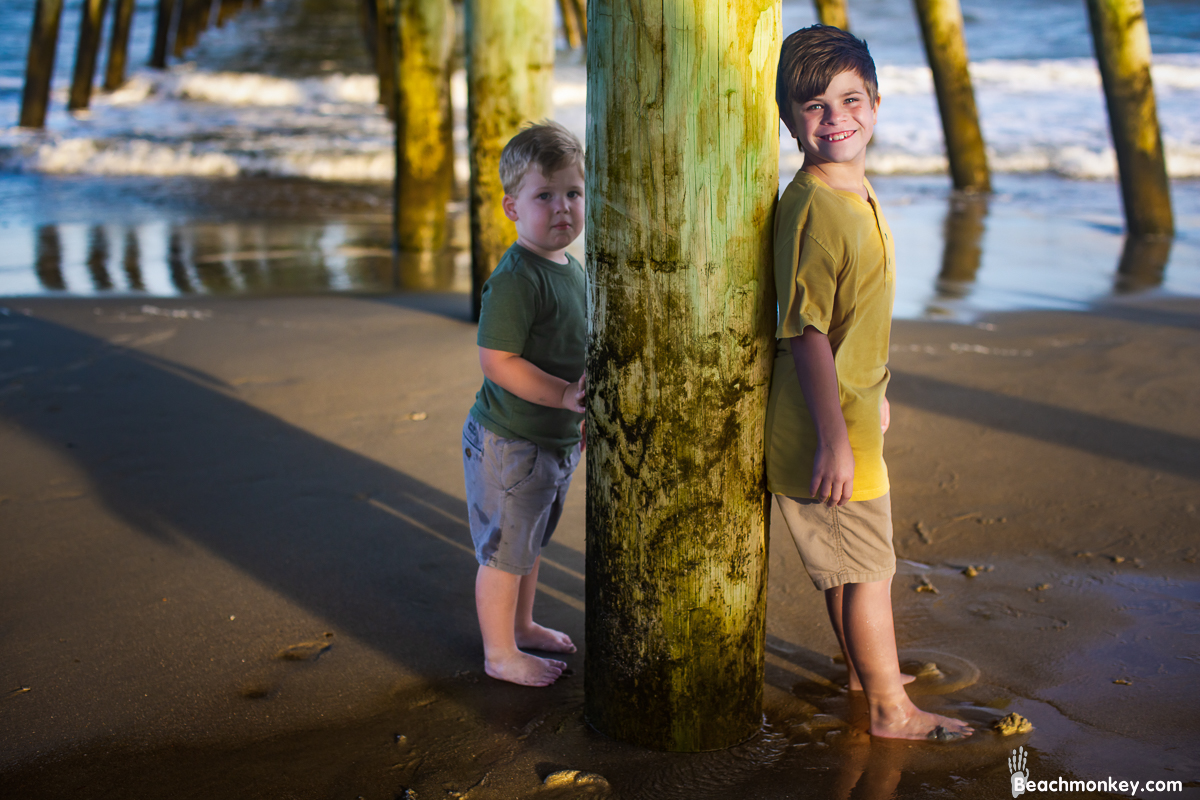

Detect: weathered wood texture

[912,0,990,192]
[103,0,136,90]
[19,0,64,127]
[1085,0,1173,238]
[585,0,779,752]
[393,0,456,257]
[68,0,110,111]
[464,0,554,319]
[813,0,849,29]
[149,0,176,68]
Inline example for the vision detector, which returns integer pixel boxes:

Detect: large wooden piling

[464,0,554,319]
[104,0,136,90]
[814,0,849,29]
[913,0,990,193]
[68,0,110,112]
[585,0,779,751]
[1085,0,1173,238]
[392,0,456,260]
[19,0,65,128]
[149,0,177,68]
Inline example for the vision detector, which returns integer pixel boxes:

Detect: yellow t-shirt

[765,171,895,501]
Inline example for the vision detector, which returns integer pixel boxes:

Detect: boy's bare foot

[869,703,974,741]
[516,622,576,654]
[485,651,567,687]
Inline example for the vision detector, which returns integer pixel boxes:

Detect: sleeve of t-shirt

[477,269,538,354]
[777,229,839,339]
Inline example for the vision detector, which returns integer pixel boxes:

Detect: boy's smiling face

[502,164,585,263]
[784,69,880,169]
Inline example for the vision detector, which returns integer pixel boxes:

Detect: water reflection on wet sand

[3,175,1196,319]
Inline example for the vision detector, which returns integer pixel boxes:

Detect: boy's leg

[824,585,914,691]
[841,577,973,740]
[476,563,566,686]
[514,556,575,653]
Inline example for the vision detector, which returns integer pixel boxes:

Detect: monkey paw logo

[1009,746,1030,797]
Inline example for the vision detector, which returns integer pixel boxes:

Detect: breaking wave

[2,55,1199,181]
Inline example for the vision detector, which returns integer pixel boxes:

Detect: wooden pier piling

[557,0,582,49]
[103,0,136,90]
[392,0,456,262]
[19,0,65,128]
[374,0,397,118]
[1085,0,1173,238]
[149,0,177,68]
[464,0,554,319]
[584,0,779,751]
[814,0,849,29]
[68,0,110,112]
[913,0,990,193]
[217,0,244,27]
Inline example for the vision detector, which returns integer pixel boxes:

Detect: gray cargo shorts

[462,415,580,576]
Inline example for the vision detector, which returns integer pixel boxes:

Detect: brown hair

[776,24,878,130]
[499,120,585,196]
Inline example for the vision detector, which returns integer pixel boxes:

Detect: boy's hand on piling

[811,440,855,507]
[561,373,586,414]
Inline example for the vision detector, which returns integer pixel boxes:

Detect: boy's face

[502,164,584,261]
[783,69,879,169]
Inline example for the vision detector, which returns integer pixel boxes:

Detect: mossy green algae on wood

[584,0,779,752]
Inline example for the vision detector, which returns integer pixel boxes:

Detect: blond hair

[499,120,585,195]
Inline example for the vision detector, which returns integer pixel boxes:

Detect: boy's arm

[790,329,854,506]
[480,348,585,413]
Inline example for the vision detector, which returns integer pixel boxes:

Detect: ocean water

[0,0,1197,315]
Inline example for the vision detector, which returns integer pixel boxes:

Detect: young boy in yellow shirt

[766,25,972,740]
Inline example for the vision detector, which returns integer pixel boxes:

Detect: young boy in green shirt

[463,121,586,687]
[765,25,973,740]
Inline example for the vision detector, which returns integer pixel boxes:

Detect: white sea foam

[2,55,1198,181]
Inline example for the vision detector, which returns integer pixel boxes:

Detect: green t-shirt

[765,172,896,501]
[471,243,586,455]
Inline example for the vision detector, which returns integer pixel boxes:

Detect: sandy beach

[1,291,1196,798]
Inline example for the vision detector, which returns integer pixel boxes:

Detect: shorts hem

[478,555,534,576]
[810,566,896,592]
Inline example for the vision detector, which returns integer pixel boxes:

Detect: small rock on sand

[915,575,939,594]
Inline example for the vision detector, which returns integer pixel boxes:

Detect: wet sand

[1,292,1198,799]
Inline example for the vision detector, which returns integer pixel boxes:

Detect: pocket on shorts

[462,416,484,461]
[498,436,540,493]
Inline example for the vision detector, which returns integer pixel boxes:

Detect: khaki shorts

[775,493,896,591]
